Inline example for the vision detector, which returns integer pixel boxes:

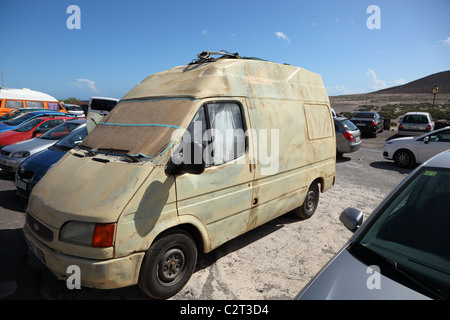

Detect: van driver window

[207,102,245,165]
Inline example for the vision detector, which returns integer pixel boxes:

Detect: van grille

[26,213,54,242]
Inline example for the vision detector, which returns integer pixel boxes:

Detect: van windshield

[81,99,198,159]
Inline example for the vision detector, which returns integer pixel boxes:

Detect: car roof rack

[188,50,240,65]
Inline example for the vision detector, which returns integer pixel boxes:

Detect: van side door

[174,100,255,251]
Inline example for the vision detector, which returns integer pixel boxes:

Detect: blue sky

[1,0,449,100]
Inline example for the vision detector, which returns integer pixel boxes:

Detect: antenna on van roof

[188,50,240,65]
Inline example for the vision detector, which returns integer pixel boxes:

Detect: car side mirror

[424,136,430,144]
[339,207,364,232]
[165,141,205,176]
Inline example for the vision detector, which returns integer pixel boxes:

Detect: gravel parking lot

[0,130,413,300]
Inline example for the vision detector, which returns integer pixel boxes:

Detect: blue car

[15,126,88,200]
[0,110,67,133]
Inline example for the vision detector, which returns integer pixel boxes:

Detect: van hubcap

[159,248,185,283]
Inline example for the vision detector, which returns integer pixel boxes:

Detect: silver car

[398,112,435,136]
[334,117,362,156]
[297,150,450,300]
[0,119,85,174]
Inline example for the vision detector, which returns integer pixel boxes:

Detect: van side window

[206,102,245,165]
[5,100,23,109]
[26,101,44,109]
[47,102,59,110]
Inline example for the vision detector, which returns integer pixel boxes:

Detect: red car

[0,115,76,147]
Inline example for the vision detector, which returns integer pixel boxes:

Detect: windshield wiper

[386,259,446,300]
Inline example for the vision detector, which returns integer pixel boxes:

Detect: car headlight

[60,221,115,247]
[11,151,30,158]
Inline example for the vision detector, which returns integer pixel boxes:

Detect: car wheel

[394,150,415,168]
[138,229,197,300]
[293,181,320,220]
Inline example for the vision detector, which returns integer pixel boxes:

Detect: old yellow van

[24,52,336,299]
[0,87,67,116]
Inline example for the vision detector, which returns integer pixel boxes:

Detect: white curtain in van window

[207,103,244,164]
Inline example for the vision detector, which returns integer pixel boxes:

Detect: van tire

[293,182,320,220]
[138,229,197,300]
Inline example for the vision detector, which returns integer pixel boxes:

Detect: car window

[358,167,450,298]
[5,100,23,109]
[41,121,81,140]
[352,112,374,119]
[429,130,450,143]
[14,118,43,132]
[341,119,358,131]
[402,115,428,124]
[26,101,44,109]
[5,112,36,125]
[36,119,64,133]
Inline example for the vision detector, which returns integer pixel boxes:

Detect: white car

[384,126,450,168]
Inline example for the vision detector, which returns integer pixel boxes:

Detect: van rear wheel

[138,229,197,300]
[293,182,320,220]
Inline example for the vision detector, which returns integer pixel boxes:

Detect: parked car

[350,111,384,137]
[0,119,85,174]
[0,110,66,133]
[383,126,450,168]
[0,108,49,122]
[15,125,88,200]
[63,104,85,117]
[297,150,450,300]
[0,114,76,148]
[398,112,435,136]
[334,117,362,155]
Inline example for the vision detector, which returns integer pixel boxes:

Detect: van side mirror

[339,207,363,232]
[165,141,205,176]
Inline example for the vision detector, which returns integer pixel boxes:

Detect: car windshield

[54,126,87,150]
[357,167,450,298]
[13,118,44,132]
[4,112,37,126]
[0,109,20,121]
[353,112,375,119]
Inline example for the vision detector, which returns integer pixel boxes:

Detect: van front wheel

[293,182,320,220]
[138,230,197,300]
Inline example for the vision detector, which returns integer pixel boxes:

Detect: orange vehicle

[0,87,67,116]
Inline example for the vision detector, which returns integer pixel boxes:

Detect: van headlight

[60,221,115,247]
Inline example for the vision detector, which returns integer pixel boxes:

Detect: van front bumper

[23,225,145,289]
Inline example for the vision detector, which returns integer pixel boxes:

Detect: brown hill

[373,70,450,94]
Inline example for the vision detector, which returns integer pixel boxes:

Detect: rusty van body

[23,52,336,299]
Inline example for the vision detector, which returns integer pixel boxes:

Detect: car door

[417,129,450,163]
[175,100,256,251]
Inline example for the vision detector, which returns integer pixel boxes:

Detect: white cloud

[73,78,100,93]
[392,78,407,86]
[326,85,362,95]
[439,37,450,46]
[201,30,208,35]
[275,31,290,44]
[366,69,387,90]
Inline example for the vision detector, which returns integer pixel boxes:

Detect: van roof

[0,88,58,102]
[122,58,329,104]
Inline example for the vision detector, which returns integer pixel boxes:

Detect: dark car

[350,112,384,138]
[297,150,450,300]
[15,126,88,200]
